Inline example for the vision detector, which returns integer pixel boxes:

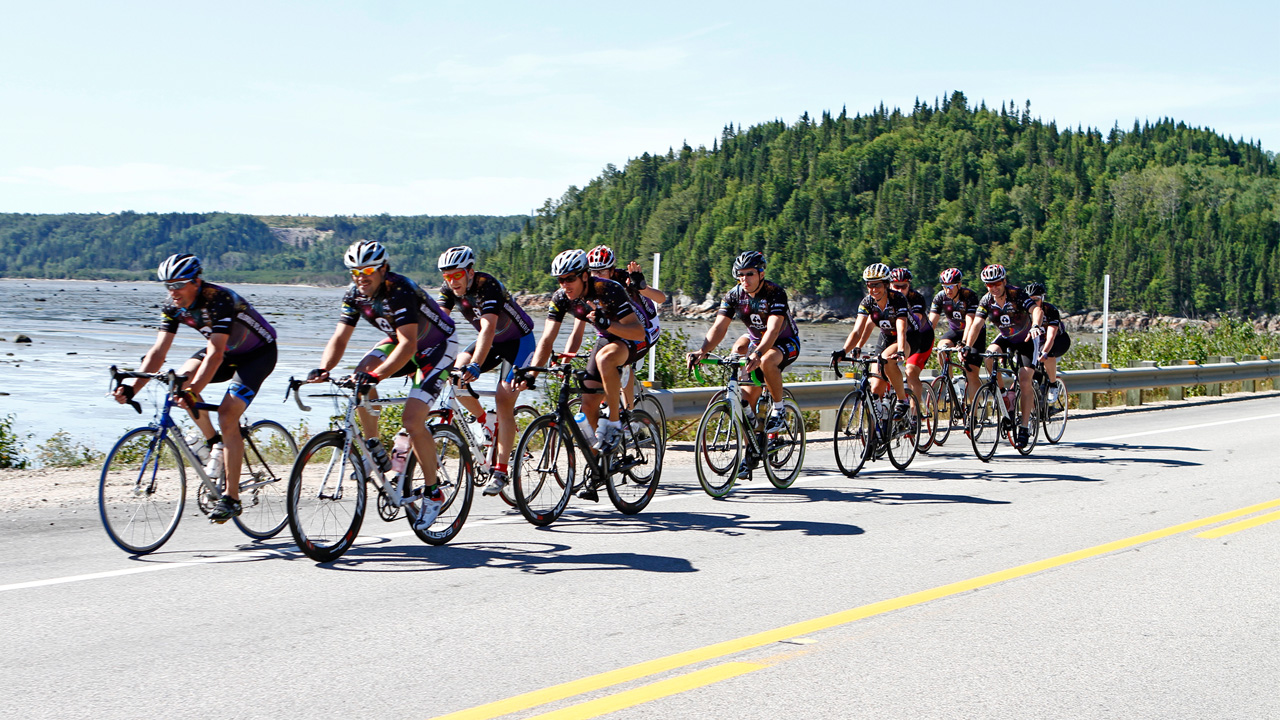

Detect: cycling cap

[586,245,616,270]
[550,249,589,276]
[980,264,1007,282]
[1025,282,1047,298]
[939,268,963,284]
[437,246,476,271]
[733,251,766,274]
[889,267,913,282]
[344,241,388,269]
[157,254,202,282]
[862,263,891,283]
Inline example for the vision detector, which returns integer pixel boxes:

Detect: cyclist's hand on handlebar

[1030,326,1045,339]
[513,369,536,391]
[306,368,329,383]
[830,349,846,368]
[686,351,704,372]
[112,384,135,404]
[353,370,380,388]
[460,362,482,383]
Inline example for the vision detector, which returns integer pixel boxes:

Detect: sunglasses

[556,274,580,285]
[350,265,381,277]
[866,282,885,289]
[164,280,194,291]
[442,269,468,282]
[943,284,957,290]
[736,270,758,278]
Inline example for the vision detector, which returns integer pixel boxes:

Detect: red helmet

[939,268,962,284]
[889,267,912,283]
[586,245,615,270]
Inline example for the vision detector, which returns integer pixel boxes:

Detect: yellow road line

[1196,509,1280,539]
[523,663,765,720]
[429,496,1280,720]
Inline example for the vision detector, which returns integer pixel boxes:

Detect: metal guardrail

[647,359,1280,421]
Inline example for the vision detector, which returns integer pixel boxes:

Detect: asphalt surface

[3,394,1279,720]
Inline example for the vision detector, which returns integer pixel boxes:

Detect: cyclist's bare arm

[604,311,645,342]
[962,316,986,348]
[690,314,733,362]
[563,317,587,356]
[115,329,176,401]
[314,323,356,380]
[469,312,500,369]
[842,314,873,354]
[526,318,564,374]
[372,325,419,380]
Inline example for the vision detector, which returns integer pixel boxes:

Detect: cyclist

[964,264,1044,449]
[928,267,983,404]
[685,251,801,479]
[111,254,277,523]
[889,267,934,414]
[436,245,536,498]
[523,249,650,499]
[307,241,458,529]
[1026,282,1071,404]
[833,263,911,421]
[586,245,665,411]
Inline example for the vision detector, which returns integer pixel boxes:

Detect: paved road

[3,395,1279,720]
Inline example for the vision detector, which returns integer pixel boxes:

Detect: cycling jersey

[547,277,638,342]
[716,281,799,343]
[1038,301,1071,358]
[436,271,534,344]
[602,268,658,321]
[160,282,276,355]
[975,285,1036,342]
[339,271,455,352]
[857,291,909,338]
[929,287,981,334]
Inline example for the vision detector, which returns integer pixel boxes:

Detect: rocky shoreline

[511,292,1280,335]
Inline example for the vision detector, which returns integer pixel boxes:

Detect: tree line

[486,92,1279,315]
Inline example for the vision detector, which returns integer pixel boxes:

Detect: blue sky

[2,1,1276,216]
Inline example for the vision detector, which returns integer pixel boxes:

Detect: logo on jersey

[375,317,394,334]
[749,313,763,327]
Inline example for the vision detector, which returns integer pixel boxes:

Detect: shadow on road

[309,539,698,574]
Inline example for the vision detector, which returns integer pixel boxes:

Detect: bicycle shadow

[1066,441,1208,453]
[299,536,697,574]
[754,484,1011,507]
[536,509,864,538]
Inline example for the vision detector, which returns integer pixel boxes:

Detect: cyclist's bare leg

[493,379,520,462]
[985,343,1003,392]
[904,362,925,407]
[354,356,382,440]
[594,341,629,425]
[879,343,908,400]
[1044,356,1059,383]
[1018,366,1035,427]
[216,394,248,501]
[402,398,437,489]
[758,347,786,410]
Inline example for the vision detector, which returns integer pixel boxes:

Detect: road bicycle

[928,346,974,448]
[100,367,297,555]
[830,352,921,477]
[509,361,663,526]
[284,376,472,562]
[560,351,668,445]
[691,353,806,497]
[966,351,1039,461]
[1032,356,1068,444]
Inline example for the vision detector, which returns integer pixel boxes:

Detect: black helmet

[1025,282,1047,298]
[733,251,765,274]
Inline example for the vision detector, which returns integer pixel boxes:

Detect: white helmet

[437,246,476,271]
[157,253,202,282]
[980,264,1007,283]
[862,263,891,283]
[550,249,589,276]
[344,241,387,269]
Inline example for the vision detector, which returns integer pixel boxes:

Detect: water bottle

[1003,387,1016,413]
[390,429,411,475]
[574,412,594,443]
[954,376,967,400]
[366,437,392,473]
[204,442,225,479]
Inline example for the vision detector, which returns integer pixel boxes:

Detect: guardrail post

[1167,361,1191,401]
[1242,356,1259,392]
[1125,361,1156,406]
[1077,363,1098,409]
[1206,356,1222,396]
[819,370,838,431]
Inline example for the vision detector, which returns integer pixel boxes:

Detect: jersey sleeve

[547,290,569,323]
[338,285,361,327]
[857,295,874,316]
[436,285,456,313]
[765,284,790,317]
[716,288,738,319]
[159,305,181,334]
[974,294,992,319]
[928,291,945,316]
[477,275,506,317]
[204,289,237,336]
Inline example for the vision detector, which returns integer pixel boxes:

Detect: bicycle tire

[968,384,1001,462]
[1015,383,1040,456]
[232,419,296,540]
[497,404,541,507]
[915,382,938,454]
[287,430,367,562]
[695,399,742,498]
[929,376,954,447]
[635,392,667,445]
[764,398,806,489]
[1042,379,1068,444]
[99,427,187,555]
[605,408,663,514]
[887,388,921,470]
[833,391,874,478]
[512,415,575,526]
[404,424,474,546]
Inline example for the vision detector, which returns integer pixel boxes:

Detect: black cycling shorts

[584,337,651,387]
[465,333,536,382]
[1043,332,1071,358]
[746,335,801,372]
[192,342,277,407]
[993,335,1037,369]
[942,326,987,348]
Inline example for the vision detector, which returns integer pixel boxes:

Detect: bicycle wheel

[635,392,667,445]
[404,424,474,545]
[694,399,742,498]
[887,389,920,470]
[1042,379,1068,444]
[968,384,1001,462]
[497,404,541,507]
[287,430,367,562]
[929,377,953,447]
[1015,383,1040,456]
[764,399,806,489]
[512,415,575,526]
[915,383,938,454]
[99,427,187,555]
[605,408,663,514]
[232,419,296,540]
[833,391,874,478]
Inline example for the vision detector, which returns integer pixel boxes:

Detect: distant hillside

[486,92,1279,315]
[0,213,528,284]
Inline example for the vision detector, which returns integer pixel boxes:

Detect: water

[0,278,862,453]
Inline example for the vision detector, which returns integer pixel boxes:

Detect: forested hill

[0,213,527,284]
[486,92,1280,315]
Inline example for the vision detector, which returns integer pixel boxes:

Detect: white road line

[5,406,1277,593]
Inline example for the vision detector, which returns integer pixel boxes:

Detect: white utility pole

[648,252,661,384]
[1102,274,1111,366]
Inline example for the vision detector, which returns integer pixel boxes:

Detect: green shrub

[35,431,104,468]
[0,414,30,469]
